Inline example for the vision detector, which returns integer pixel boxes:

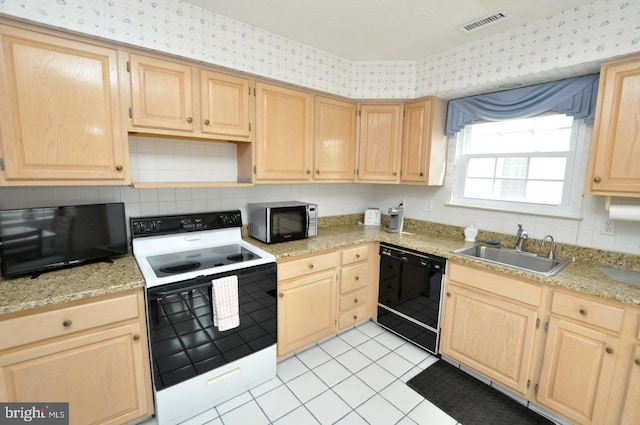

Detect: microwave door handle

[306,207,310,236]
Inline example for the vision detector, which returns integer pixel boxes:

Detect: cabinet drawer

[278,251,338,281]
[448,262,543,307]
[339,305,367,329]
[341,245,369,266]
[551,291,625,333]
[0,291,140,351]
[340,263,369,294]
[339,289,368,312]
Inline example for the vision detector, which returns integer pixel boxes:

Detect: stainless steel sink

[452,245,571,276]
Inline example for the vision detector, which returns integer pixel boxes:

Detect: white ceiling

[182,0,596,61]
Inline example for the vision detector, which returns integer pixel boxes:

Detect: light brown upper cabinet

[586,54,640,197]
[255,82,314,181]
[313,96,357,181]
[127,53,252,142]
[0,24,129,185]
[401,98,448,185]
[357,104,403,183]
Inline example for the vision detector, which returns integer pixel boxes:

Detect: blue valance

[445,73,600,136]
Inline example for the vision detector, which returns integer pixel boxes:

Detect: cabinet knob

[316,170,320,174]
[353,315,358,320]
[187,116,193,123]
[605,347,615,355]
[593,177,602,183]
[355,276,359,281]
[306,170,311,174]
[115,164,123,171]
[279,292,284,298]
[63,319,72,327]
[579,308,587,316]
[204,119,210,125]
[355,254,360,259]
[446,292,451,297]
[133,334,141,341]
[354,298,359,303]
[420,172,424,177]
[635,359,640,366]
[393,171,397,176]
[308,264,314,269]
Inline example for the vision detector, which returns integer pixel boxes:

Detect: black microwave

[247,201,317,244]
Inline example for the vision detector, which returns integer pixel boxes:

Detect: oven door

[268,206,308,243]
[146,262,277,391]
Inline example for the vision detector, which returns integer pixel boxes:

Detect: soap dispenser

[464,224,478,242]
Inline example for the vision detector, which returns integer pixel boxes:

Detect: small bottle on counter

[464,224,478,242]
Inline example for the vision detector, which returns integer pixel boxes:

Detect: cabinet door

[401,98,448,185]
[277,270,337,356]
[200,70,252,141]
[0,323,152,425]
[536,317,619,425]
[357,104,402,182]
[619,345,640,425]
[0,25,128,183]
[314,96,357,181]
[587,57,640,195]
[255,83,313,181]
[129,54,194,132]
[440,284,539,396]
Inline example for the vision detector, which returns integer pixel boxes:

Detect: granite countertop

[0,255,144,316]
[2,220,639,316]
[252,223,640,308]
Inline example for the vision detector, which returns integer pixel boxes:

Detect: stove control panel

[130,210,243,237]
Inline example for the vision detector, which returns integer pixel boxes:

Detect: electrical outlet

[600,217,615,235]
[420,199,432,212]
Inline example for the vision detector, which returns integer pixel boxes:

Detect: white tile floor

[167,321,458,425]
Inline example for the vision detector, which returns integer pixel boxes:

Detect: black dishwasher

[376,243,446,354]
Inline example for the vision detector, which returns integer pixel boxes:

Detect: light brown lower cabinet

[0,289,153,425]
[536,315,619,424]
[620,344,640,424]
[440,262,544,397]
[442,261,640,425]
[277,243,379,357]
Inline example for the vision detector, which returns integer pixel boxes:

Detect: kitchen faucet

[540,235,556,260]
[515,223,528,251]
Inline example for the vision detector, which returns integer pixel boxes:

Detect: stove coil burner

[159,261,202,274]
[227,252,256,262]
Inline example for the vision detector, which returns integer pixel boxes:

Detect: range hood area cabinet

[0,24,130,186]
[586,53,640,197]
[123,52,255,188]
[124,53,253,143]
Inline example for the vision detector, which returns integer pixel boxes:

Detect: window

[452,113,587,217]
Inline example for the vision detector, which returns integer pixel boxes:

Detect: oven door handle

[148,278,212,298]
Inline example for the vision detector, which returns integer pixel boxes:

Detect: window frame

[450,115,589,219]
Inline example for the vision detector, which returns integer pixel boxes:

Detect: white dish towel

[210,275,239,331]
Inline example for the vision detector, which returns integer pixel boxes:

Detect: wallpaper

[1,0,638,99]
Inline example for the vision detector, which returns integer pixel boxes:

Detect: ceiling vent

[458,10,512,33]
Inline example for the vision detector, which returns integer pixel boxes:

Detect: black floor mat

[407,361,554,425]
